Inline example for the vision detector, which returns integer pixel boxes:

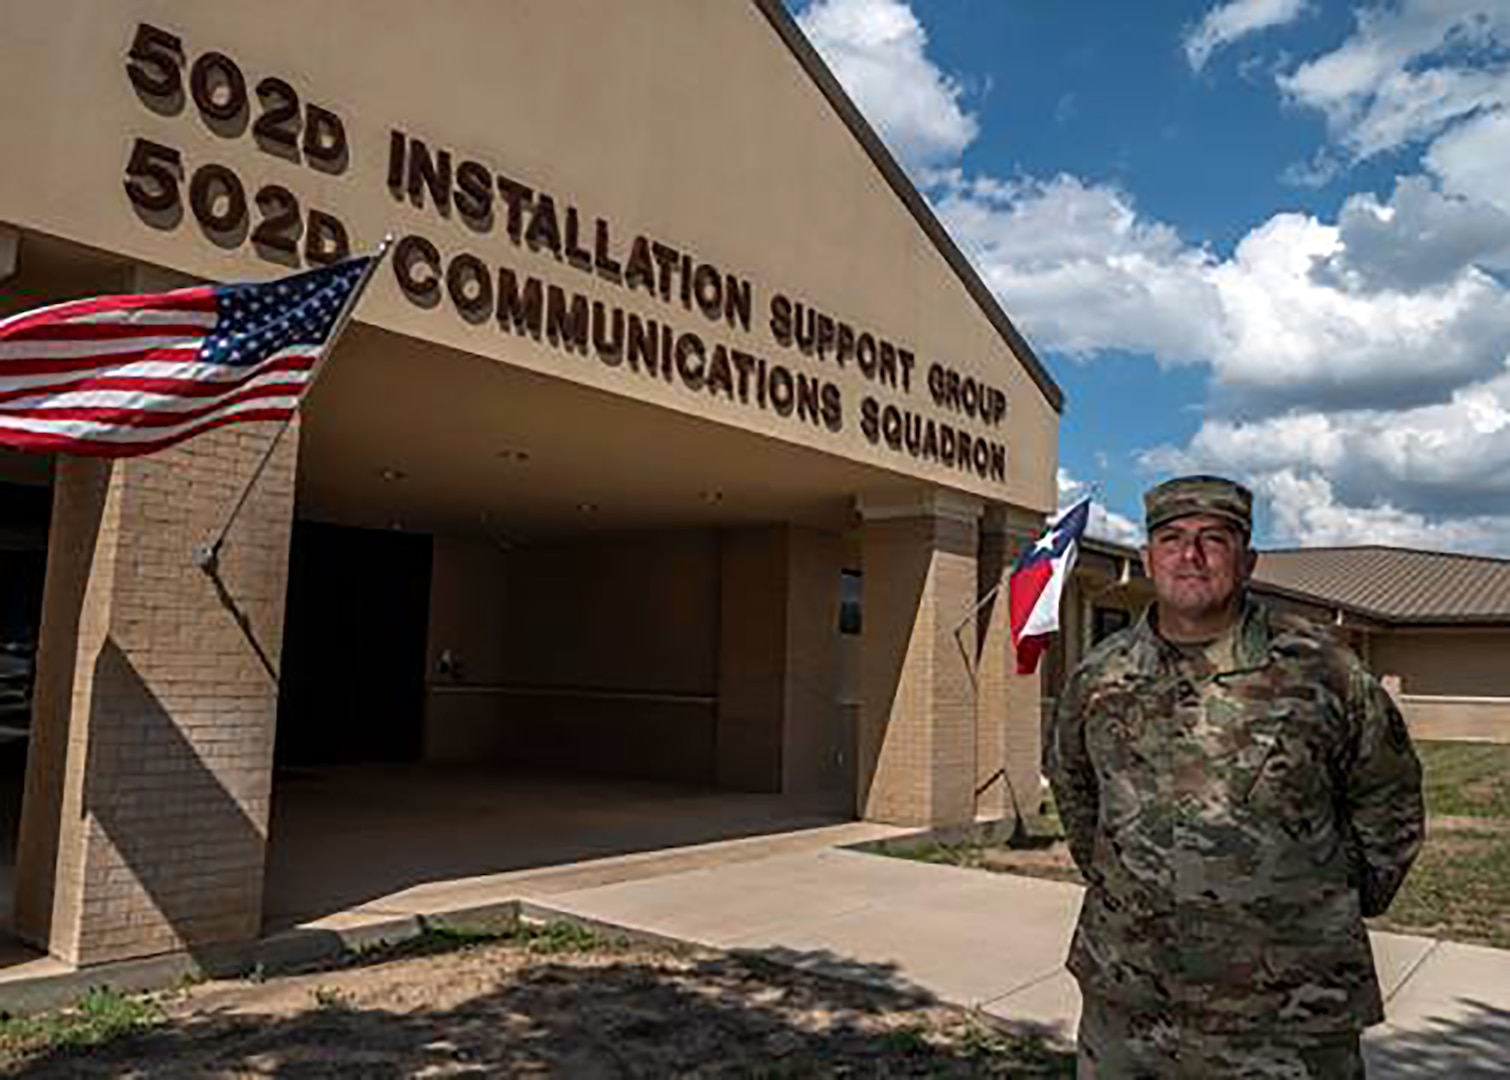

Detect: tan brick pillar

[975,506,1049,830]
[14,422,297,966]
[855,492,980,827]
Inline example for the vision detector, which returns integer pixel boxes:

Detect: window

[1092,606,1131,645]
[839,570,862,635]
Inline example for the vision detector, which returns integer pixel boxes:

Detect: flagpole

[194,236,393,575]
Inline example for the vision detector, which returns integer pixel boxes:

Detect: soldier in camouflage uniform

[1045,476,1425,1078]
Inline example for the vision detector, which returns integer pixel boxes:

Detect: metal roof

[1254,546,1510,626]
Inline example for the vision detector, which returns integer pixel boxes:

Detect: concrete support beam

[14,423,299,966]
[0,224,18,283]
[855,491,981,827]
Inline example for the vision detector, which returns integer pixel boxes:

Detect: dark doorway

[0,471,51,929]
[276,521,432,766]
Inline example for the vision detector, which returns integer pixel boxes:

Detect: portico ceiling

[297,322,931,540]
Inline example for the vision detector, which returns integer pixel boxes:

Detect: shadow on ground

[5,946,1077,1078]
[1366,999,1510,1078]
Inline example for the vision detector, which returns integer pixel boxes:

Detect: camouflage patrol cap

[1144,475,1253,536]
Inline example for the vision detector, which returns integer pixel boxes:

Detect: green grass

[883,741,1510,949]
[343,918,603,967]
[1371,740,1510,948]
[0,986,161,1062]
[1373,827,1510,949]
[1417,740,1510,820]
[515,919,603,955]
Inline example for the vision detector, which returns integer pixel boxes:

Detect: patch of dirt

[4,932,1076,1078]
[973,844,1086,886]
[1429,815,1510,835]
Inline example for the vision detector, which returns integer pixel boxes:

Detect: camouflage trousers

[1076,996,1366,1079]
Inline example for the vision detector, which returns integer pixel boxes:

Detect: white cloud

[800,0,1510,554]
[1053,91,1079,126]
[1208,210,1510,411]
[935,177,1510,413]
[1426,108,1510,216]
[1143,367,1510,548]
[1316,175,1510,290]
[796,0,978,172]
[1279,1,1510,160]
[1058,469,1145,546]
[1184,0,1310,72]
[932,174,1226,364]
[1254,471,1504,551]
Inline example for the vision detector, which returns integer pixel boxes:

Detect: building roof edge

[750,0,1065,414]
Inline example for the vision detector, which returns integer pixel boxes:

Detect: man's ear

[1141,545,1155,579]
[1241,544,1258,580]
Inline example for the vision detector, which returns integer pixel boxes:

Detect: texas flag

[1009,497,1092,675]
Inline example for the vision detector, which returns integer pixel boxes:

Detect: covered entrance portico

[263,320,888,927]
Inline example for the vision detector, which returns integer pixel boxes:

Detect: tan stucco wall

[424,530,720,780]
[1398,696,1510,743]
[1371,629,1510,699]
[0,0,1057,512]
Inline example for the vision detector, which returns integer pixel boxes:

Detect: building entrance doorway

[276,520,432,768]
[0,458,52,932]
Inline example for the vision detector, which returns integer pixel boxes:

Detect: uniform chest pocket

[1230,707,1330,812]
[1230,727,1282,802]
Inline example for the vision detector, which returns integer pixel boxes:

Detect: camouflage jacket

[1045,600,1424,1033]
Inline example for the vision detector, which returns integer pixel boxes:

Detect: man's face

[1142,513,1256,624]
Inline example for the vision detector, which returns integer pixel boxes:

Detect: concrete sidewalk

[3,819,1506,1075]
[514,844,1510,1078]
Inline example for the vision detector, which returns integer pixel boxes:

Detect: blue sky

[791,0,1510,553]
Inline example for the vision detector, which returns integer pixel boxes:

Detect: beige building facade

[0,2,1060,969]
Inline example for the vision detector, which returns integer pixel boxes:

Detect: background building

[1052,540,1510,744]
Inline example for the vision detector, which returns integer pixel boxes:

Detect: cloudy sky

[791,0,1510,553]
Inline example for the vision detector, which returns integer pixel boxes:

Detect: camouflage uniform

[1046,478,1424,1078]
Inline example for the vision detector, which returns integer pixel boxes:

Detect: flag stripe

[0,288,217,337]
[67,310,220,327]
[1,369,312,415]
[0,394,302,439]
[0,346,320,388]
[1,321,220,343]
[0,351,318,401]
[0,381,308,428]
[0,337,206,361]
[0,407,298,457]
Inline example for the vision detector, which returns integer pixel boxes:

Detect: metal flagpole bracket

[193,542,219,575]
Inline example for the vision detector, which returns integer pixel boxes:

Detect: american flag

[0,256,375,457]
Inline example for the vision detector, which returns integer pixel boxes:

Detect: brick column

[14,421,297,966]
[855,491,980,827]
[975,505,1048,830]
